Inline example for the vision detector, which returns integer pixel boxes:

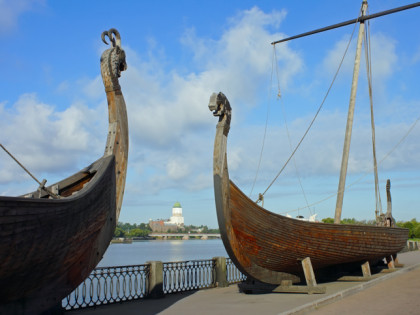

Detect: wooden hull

[221,180,408,283]
[0,156,116,313]
[209,92,409,285]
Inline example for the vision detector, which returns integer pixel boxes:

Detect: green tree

[413,224,420,239]
[322,217,334,224]
[341,218,356,225]
[139,223,152,231]
[128,228,149,237]
[114,227,125,237]
[402,221,414,238]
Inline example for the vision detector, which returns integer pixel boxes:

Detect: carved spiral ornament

[100,28,127,91]
[101,28,122,48]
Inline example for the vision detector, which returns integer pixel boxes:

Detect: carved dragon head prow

[100,28,127,92]
[208,92,232,131]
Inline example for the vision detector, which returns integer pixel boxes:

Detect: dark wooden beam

[271,2,420,45]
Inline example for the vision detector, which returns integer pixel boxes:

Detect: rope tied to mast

[0,143,59,199]
[256,13,359,201]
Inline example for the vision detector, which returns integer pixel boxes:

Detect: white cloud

[321,32,397,93]
[166,159,190,180]
[100,6,305,200]
[119,7,302,153]
[0,0,45,35]
[0,93,106,190]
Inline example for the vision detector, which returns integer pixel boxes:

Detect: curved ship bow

[0,29,129,314]
[101,28,129,220]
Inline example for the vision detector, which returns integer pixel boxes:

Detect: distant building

[149,219,178,233]
[149,202,185,232]
[169,202,184,226]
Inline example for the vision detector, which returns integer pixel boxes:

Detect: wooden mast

[270,1,420,223]
[334,1,368,224]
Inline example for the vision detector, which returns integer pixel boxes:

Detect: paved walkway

[69,250,420,315]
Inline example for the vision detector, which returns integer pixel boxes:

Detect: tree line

[115,219,420,239]
[321,217,420,239]
[114,222,220,238]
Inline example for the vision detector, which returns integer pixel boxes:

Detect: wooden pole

[334,1,368,224]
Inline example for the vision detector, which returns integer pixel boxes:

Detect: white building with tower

[149,201,185,232]
[169,202,184,226]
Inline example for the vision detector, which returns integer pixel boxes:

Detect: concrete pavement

[68,250,420,315]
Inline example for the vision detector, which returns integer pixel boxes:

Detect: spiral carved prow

[100,28,127,92]
[101,28,122,49]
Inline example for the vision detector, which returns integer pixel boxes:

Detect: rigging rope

[279,112,420,215]
[0,143,59,199]
[249,47,275,198]
[259,18,359,199]
[274,48,313,216]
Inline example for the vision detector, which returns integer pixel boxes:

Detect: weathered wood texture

[228,180,407,282]
[0,29,129,314]
[0,156,116,313]
[210,92,408,285]
[101,28,129,220]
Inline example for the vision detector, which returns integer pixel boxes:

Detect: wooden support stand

[239,257,326,294]
[393,256,404,268]
[379,255,403,273]
[273,257,326,294]
[387,255,396,269]
[338,261,373,282]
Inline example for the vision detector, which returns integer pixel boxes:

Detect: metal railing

[63,264,149,310]
[227,258,247,283]
[62,244,419,311]
[63,257,244,311]
[163,259,216,293]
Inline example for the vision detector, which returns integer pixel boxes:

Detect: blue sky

[1,0,420,227]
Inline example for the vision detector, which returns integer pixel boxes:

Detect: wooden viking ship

[209,1,410,285]
[0,29,129,313]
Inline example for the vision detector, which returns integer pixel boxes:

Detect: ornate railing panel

[163,259,216,293]
[62,257,245,311]
[226,258,246,284]
[63,264,149,310]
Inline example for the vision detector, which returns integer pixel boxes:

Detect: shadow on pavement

[67,290,197,315]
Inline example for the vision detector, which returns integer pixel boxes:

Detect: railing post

[213,257,228,287]
[408,241,413,251]
[147,261,164,298]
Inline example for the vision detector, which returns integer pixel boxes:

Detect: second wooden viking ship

[209,1,410,285]
[0,28,128,313]
[209,91,408,284]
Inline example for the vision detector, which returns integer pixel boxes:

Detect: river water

[98,239,228,267]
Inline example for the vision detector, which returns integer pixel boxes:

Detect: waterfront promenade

[149,233,221,239]
[69,250,420,315]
